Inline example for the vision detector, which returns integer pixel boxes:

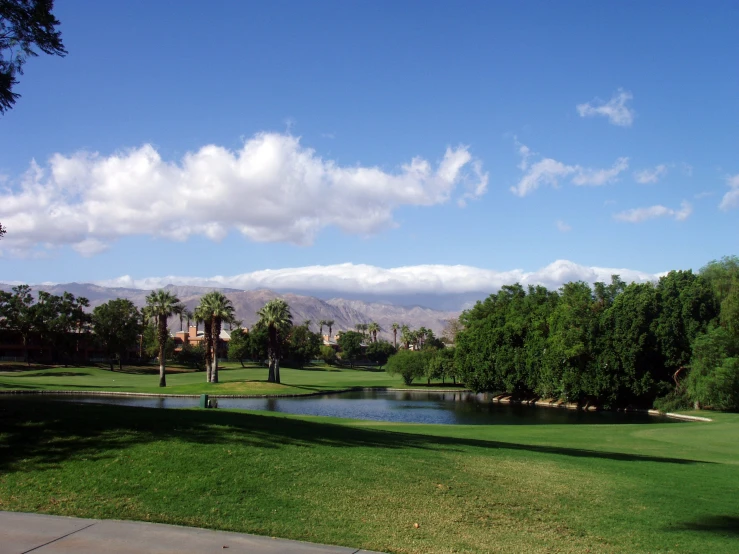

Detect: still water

[20,390,677,425]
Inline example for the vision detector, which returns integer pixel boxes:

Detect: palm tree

[256,298,292,383]
[401,324,411,349]
[145,290,183,387]
[201,291,234,383]
[184,308,194,330]
[303,319,312,329]
[318,319,326,337]
[176,304,185,332]
[368,322,380,343]
[391,322,399,349]
[325,319,335,342]
[194,304,212,381]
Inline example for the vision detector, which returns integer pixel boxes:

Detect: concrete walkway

[0,512,383,554]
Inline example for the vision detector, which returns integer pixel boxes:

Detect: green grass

[0,362,459,396]
[1,399,737,553]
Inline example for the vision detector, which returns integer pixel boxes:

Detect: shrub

[385,349,426,385]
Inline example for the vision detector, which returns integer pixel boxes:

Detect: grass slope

[1,400,737,553]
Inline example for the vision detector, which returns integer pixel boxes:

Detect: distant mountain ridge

[0,282,460,339]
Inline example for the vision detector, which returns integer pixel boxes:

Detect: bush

[319,345,336,365]
[653,388,692,412]
[689,358,739,410]
[175,344,206,370]
[385,349,426,385]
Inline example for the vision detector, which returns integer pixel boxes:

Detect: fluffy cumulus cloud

[613,201,692,223]
[0,133,488,256]
[576,89,635,127]
[719,174,739,210]
[511,141,628,196]
[94,260,662,294]
[633,164,668,184]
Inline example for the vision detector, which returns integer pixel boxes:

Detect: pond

[11,390,678,425]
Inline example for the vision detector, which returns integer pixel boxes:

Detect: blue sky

[0,0,737,294]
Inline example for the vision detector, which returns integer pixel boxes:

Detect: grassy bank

[1,399,737,553]
[0,362,460,396]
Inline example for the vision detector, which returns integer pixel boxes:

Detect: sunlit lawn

[0,362,461,396]
[0,400,737,553]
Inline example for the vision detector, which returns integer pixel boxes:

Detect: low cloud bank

[95,260,663,294]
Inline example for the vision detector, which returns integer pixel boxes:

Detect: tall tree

[368,322,380,343]
[325,319,335,341]
[1,0,67,114]
[194,303,212,382]
[92,299,141,371]
[145,289,182,387]
[201,291,234,383]
[318,319,326,337]
[0,284,36,364]
[391,322,399,349]
[256,298,292,383]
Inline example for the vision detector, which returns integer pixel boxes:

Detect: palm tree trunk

[158,316,167,387]
[393,330,397,349]
[211,318,220,383]
[274,358,281,384]
[267,356,275,382]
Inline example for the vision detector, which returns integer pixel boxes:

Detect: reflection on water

[12,390,678,426]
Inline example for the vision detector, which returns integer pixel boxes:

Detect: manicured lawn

[0,362,453,395]
[0,399,737,553]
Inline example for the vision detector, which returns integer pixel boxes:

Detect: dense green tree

[175,343,206,370]
[256,298,292,383]
[687,326,739,410]
[654,270,718,377]
[92,299,141,371]
[385,349,427,385]
[0,285,36,364]
[145,289,182,387]
[227,328,250,367]
[427,347,458,384]
[319,344,337,364]
[365,339,395,368]
[286,324,321,368]
[337,330,363,368]
[595,282,661,408]
[1,0,67,114]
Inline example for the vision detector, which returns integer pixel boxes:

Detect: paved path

[0,512,383,554]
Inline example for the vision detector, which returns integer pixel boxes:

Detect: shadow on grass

[671,516,739,536]
[0,399,708,476]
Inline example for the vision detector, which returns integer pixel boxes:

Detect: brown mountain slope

[0,283,459,338]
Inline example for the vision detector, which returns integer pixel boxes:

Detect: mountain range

[0,283,461,340]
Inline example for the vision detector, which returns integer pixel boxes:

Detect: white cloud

[634,164,668,184]
[555,220,571,232]
[0,133,488,256]
[92,260,662,294]
[511,141,627,196]
[577,89,635,127]
[719,174,739,210]
[572,157,629,186]
[511,157,577,197]
[614,201,693,223]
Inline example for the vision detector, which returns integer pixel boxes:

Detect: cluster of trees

[452,257,739,410]
[0,285,90,365]
[385,347,459,386]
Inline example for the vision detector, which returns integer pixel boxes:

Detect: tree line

[450,257,739,410]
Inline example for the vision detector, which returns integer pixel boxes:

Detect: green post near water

[199,394,209,409]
